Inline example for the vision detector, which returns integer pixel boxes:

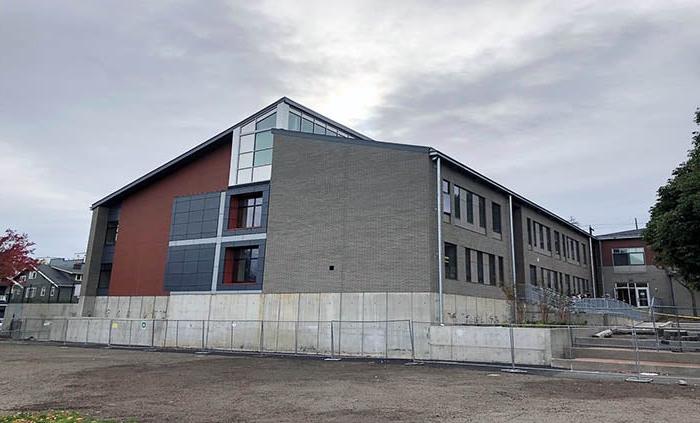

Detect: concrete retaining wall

[9,316,577,366]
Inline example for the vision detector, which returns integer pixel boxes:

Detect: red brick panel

[109,141,231,296]
[600,238,655,266]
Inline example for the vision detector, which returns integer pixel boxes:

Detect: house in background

[597,228,699,315]
[9,258,83,305]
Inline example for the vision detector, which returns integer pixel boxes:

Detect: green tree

[645,108,700,299]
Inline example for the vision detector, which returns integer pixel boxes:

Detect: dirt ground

[0,342,698,422]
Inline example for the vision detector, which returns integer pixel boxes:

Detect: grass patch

[0,411,119,423]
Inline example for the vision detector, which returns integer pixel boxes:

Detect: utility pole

[634,218,639,230]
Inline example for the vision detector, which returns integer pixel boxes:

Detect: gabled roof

[597,228,645,240]
[91,97,372,209]
[35,264,80,287]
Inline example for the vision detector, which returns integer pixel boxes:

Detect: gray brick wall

[516,205,593,290]
[263,133,436,293]
[440,164,512,300]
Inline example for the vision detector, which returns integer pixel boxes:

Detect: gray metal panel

[221,182,270,237]
[163,243,217,292]
[216,240,266,291]
[170,192,223,241]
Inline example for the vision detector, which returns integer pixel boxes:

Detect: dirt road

[0,342,697,422]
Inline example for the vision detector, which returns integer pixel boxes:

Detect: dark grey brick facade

[263,132,437,293]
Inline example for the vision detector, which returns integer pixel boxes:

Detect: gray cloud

[1,0,698,256]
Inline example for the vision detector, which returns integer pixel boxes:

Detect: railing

[520,284,572,308]
[569,298,646,320]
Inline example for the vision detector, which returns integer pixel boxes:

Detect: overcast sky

[1,0,699,258]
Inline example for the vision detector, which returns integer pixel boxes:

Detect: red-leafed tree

[0,229,38,282]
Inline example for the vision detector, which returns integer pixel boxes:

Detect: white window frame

[40,287,46,297]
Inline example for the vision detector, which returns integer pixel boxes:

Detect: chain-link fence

[0,317,416,359]
[2,315,697,380]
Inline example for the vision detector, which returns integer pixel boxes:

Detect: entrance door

[636,285,650,307]
[615,283,649,307]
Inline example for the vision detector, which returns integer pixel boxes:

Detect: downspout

[588,230,597,298]
[508,195,518,323]
[436,156,444,325]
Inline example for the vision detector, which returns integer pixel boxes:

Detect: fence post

[85,319,90,344]
[409,320,416,362]
[675,310,683,352]
[324,320,340,361]
[501,323,527,374]
[163,319,169,348]
[385,320,390,359]
[63,318,69,345]
[649,297,660,351]
[625,322,652,383]
[175,320,179,348]
[151,320,156,348]
[294,319,299,354]
[128,320,133,346]
[108,319,113,347]
[230,321,234,351]
[201,320,206,351]
[568,325,575,357]
[259,320,264,353]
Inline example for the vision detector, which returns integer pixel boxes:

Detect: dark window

[223,247,259,284]
[465,248,472,282]
[105,221,118,245]
[541,268,546,288]
[554,231,560,254]
[453,185,461,219]
[492,203,501,234]
[466,192,474,223]
[529,265,537,286]
[538,223,545,249]
[546,227,551,251]
[575,241,580,262]
[442,180,451,215]
[527,218,532,245]
[612,247,645,266]
[566,274,571,294]
[583,243,588,264]
[498,256,504,285]
[478,196,486,228]
[228,193,263,230]
[444,243,457,280]
[488,254,496,285]
[97,263,112,295]
[477,252,484,283]
[562,236,568,258]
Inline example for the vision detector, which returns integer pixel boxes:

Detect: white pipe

[508,195,518,323]
[436,157,444,325]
